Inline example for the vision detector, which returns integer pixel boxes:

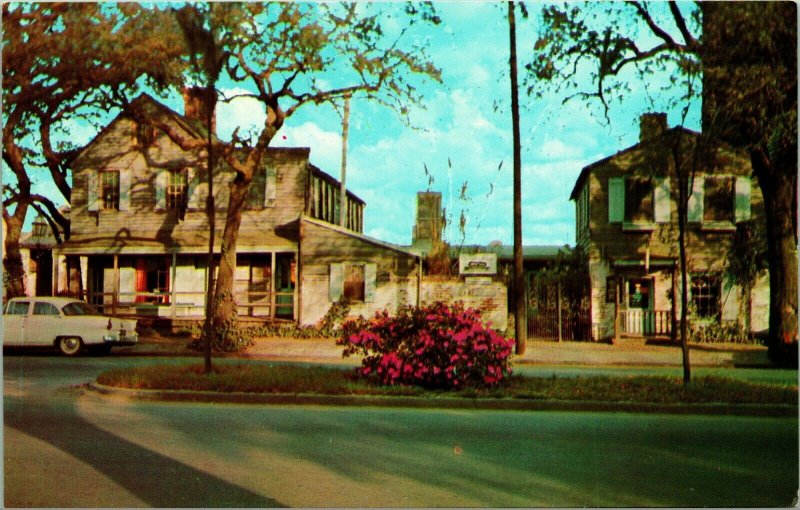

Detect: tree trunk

[3,204,28,298]
[754,152,798,363]
[508,1,526,354]
[677,179,691,384]
[210,176,251,334]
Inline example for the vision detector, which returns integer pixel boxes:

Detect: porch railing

[620,309,672,336]
[80,290,294,319]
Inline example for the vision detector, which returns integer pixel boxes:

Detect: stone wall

[420,276,508,331]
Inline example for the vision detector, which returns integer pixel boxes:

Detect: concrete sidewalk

[125,335,771,368]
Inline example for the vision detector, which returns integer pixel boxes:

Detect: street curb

[88,382,798,417]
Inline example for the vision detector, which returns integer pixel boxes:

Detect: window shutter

[608,177,624,223]
[87,170,100,212]
[653,177,671,223]
[187,167,199,209]
[364,263,377,303]
[155,169,167,210]
[329,263,343,302]
[265,165,277,206]
[119,169,131,211]
[735,177,751,222]
[687,176,704,222]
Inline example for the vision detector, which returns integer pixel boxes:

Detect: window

[166,168,188,211]
[704,176,734,222]
[101,170,120,210]
[624,177,653,223]
[33,302,60,316]
[5,301,29,315]
[62,301,102,316]
[691,275,721,319]
[344,264,365,302]
[136,121,157,146]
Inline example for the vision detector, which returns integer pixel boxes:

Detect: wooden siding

[69,108,313,253]
[584,134,762,273]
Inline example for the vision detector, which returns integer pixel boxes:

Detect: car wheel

[58,337,83,356]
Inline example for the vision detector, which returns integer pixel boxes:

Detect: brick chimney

[639,112,668,142]
[182,86,217,135]
[412,191,444,248]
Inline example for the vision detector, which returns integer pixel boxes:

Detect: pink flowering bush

[337,302,514,389]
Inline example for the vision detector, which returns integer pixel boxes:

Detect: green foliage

[689,319,755,345]
[338,302,515,389]
[527,2,701,118]
[97,363,797,406]
[189,311,253,353]
[726,220,768,288]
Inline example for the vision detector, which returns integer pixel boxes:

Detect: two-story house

[570,113,769,342]
[53,91,420,326]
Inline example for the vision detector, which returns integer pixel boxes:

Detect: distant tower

[412,191,444,251]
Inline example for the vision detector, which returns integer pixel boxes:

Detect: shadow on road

[4,396,284,508]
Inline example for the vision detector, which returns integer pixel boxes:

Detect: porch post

[671,263,678,343]
[270,252,276,320]
[614,276,621,344]
[79,256,88,300]
[113,254,119,316]
[170,251,178,319]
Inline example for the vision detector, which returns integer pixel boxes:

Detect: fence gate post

[557,281,562,342]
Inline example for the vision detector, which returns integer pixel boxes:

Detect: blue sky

[25,2,701,247]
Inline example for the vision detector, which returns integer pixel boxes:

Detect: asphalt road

[4,354,799,507]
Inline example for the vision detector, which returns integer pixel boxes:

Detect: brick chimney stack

[639,112,668,142]
[182,86,217,135]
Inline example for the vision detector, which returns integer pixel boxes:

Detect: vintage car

[3,296,138,356]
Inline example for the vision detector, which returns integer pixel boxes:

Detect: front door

[626,278,653,335]
[275,254,295,319]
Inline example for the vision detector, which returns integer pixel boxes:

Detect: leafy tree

[527,1,797,367]
[701,2,797,363]
[143,3,441,349]
[2,3,182,298]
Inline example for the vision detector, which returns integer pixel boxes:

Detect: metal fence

[527,308,592,341]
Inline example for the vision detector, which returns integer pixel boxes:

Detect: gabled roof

[301,215,416,258]
[569,126,699,201]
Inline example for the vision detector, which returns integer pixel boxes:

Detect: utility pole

[508,1,526,354]
[339,94,351,228]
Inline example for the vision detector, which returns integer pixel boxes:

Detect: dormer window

[136,121,157,147]
[101,170,120,210]
[166,168,188,211]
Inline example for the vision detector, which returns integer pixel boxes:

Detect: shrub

[338,302,514,389]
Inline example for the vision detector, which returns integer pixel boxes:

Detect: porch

[55,250,299,321]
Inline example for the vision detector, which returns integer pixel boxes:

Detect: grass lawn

[97,362,798,406]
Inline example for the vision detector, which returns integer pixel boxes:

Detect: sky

[24,1,701,248]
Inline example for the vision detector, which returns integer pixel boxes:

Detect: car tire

[58,337,83,357]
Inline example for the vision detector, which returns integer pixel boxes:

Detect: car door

[3,300,30,345]
[26,301,62,346]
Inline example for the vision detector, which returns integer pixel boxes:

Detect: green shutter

[119,169,131,211]
[86,170,100,212]
[155,169,167,210]
[608,177,624,223]
[654,177,670,223]
[265,165,277,206]
[687,176,704,222]
[329,263,343,302]
[364,263,377,303]
[735,177,751,222]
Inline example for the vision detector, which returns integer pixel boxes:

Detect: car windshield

[61,301,102,316]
